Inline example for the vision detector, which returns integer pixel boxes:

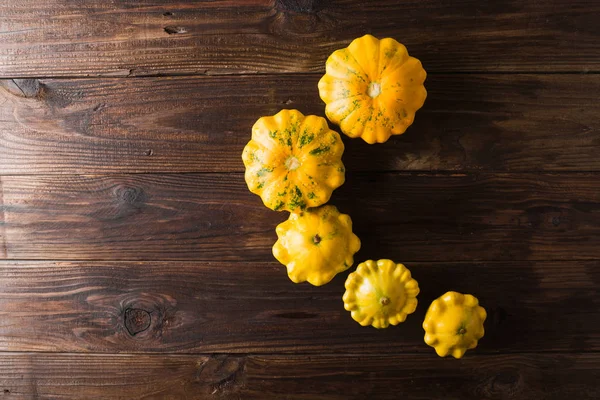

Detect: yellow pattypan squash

[242,109,345,212]
[343,260,419,328]
[318,34,427,144]
[423,291,487,359]
[273,205,360,286]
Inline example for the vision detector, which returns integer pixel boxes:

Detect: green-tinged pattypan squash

[242,109,345,212]
[273,205,361,286]
[319,34,427,144]
[423,291,487,359]
[343,260,419,328]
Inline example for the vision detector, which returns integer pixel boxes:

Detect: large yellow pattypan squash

[343,260,419,328]
[423,291,487,359]
[242,109,345,212]
[318,34,427,144]
[273,205,361,286]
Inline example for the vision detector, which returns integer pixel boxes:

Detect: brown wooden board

[0,261,597,354]
[0,352,598,399]
[1,74,598,174]
[1,173,599,261]
[0,0,598,77]
[2,0,600,398]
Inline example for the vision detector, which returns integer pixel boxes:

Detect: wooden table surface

[1,0,599,398]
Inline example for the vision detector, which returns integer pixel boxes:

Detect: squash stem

[285,156,301,171]
[367,82,381,98]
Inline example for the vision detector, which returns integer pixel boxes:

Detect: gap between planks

[1,71,599,80]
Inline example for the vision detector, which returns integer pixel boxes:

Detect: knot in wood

[196,355,245,394]
[114,185,145,205]
[1,79,43,98]
[483,371,522,396]
[124,308,151,336]
[552,216,561,226]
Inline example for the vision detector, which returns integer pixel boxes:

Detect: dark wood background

[0,0,599,398]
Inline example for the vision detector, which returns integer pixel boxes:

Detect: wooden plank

[1,173,599,261]
[0,0,598,77]
[0,352,597,399]
[0,261,597,353]
[1,74,598,174]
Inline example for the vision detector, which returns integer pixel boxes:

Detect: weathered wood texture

[0,261,597,354]
[0,352,598,399]
[1,0,598,77]
[1,173,599,261]
[1,74,598,174]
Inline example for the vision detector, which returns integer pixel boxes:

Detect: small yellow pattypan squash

[423,291,487,359]
[318,34,427,144]
[273,205,360,286]
[242,109,345,212]
[343,260,419,328]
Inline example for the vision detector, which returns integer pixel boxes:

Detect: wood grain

[0,0,598,77]
[0,352,598,399]
[0,261,597,354]
[1,74,598,174]
[1,173,599,261]
[2,0,599,397]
